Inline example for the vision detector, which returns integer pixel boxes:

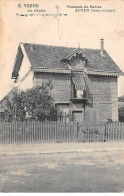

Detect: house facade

[11,40,122,122]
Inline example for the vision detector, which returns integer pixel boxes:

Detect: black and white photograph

[0,0,124,193]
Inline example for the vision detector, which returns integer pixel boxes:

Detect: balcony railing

[70,97,87,103]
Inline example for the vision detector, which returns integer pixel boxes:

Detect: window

[77,90,84,98]
[72,72,86,99]
[73,88,86,98]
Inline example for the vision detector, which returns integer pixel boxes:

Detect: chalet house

[11,39,122,122]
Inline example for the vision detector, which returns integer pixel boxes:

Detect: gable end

[12,45,24,79]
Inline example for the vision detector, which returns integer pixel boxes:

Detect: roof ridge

[23,42,100,50]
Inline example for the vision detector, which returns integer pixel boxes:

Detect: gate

[76,122,106,142]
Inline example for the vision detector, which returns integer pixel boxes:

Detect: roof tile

[23,43,122,73]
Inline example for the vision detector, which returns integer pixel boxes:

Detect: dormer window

[61,49,88,67]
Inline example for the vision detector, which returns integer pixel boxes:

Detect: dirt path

[0,150,124,192]
[0,141,124,155]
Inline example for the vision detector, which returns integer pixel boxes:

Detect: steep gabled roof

[12,43,122,78]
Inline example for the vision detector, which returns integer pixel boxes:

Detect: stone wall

[33,72,118,122]
[85,74,118,122]
[33,72,71,102]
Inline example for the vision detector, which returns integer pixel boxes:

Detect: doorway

[73,111,84,122]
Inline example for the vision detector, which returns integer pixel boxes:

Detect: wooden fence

[0,120,124,144]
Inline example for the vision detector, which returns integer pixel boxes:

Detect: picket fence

[0,120,124,144]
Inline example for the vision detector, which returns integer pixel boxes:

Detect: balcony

[70,90,87,103]
[70,97,87,103]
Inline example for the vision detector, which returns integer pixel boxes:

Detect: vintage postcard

[0,0,124,193]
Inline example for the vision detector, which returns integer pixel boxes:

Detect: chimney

[100,38,104,56]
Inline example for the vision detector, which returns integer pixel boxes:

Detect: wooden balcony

[70,97,87,103]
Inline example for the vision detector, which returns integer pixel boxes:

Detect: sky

[0,0,124,100]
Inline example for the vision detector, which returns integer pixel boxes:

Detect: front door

[73,111,84,122]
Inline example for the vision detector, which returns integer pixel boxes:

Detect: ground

[0,147,124,192]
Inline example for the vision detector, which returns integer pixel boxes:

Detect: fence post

[77,122,79,143]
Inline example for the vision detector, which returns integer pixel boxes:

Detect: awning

[72,72,86,90]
